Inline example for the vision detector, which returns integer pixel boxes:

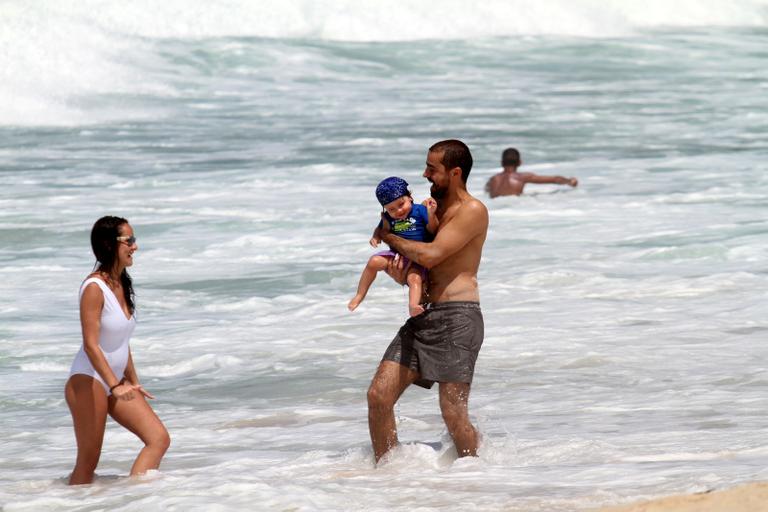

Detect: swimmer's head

[501,147,521,169]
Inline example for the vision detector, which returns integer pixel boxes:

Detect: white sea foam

[2,0,768,126]
[142,354,244,377]
[24,0,766,42]
[19,362,70,373]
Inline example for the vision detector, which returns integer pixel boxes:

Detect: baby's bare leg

[406,268,424,317]
[348,255,390,311]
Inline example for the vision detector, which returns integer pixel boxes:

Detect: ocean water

[1,1,768,510]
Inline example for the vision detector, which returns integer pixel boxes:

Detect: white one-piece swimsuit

[69,277,136,394]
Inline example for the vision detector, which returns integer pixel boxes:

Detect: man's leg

[367,360,421,462]
[439,382,478,457]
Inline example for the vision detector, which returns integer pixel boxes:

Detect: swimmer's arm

[485,175,501,198]
[382,200,488,269]
[485,176,496,197]
[525,173,578,187]
[80,284,122,390]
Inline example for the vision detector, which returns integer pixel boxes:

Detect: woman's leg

[348,255,389,311]
[65,374,109,485]
[406,268,424,317]
[108,395,170,476]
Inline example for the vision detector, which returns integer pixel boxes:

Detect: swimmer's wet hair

[501,147,520,168]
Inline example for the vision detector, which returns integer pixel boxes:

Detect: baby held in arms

[348,176,438,317]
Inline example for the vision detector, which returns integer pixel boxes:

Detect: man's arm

[485,176,499,198]
[524,173,578,187]
[382,200,488,269]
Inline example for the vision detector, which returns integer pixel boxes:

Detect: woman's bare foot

[409,304,425,317]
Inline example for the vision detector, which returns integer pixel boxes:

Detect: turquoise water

[1,2,768,510]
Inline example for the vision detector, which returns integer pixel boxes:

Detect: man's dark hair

[501,147,520,168]
[429,139,473,183]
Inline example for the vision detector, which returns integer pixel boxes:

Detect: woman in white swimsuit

[65,216,170,485]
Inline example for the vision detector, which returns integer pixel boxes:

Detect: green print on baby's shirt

[392,218,414,233]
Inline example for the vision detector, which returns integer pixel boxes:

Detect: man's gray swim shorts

[382,301,484,389]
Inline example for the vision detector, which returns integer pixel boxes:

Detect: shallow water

[1,1,768,510]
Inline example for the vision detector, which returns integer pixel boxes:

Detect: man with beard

[367,139,489,463]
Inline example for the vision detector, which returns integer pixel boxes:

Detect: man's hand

[379,212,390,233]
[569,177,578,187]
[385,253,410,285]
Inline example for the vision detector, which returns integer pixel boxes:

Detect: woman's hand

[111,383,135,400]
[112,383,155,401]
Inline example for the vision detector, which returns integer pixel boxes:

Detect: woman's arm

[80,283,122,390]
[80,282,147,400]
[123,351,139,386]
[124,350,155,399]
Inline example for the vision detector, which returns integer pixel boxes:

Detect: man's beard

[430,182,447,199]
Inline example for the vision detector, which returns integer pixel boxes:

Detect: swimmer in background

[348,176,438,317]
[485,147,578,198]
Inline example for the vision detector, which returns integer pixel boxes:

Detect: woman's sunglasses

[116,235,137,246]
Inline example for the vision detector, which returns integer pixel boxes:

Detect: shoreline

[597,481,768,512]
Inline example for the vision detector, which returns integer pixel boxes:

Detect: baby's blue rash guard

[379,203,430,242]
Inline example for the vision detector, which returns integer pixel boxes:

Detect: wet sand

[598,481,768,512]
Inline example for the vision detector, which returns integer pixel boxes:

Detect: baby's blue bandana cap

[375,176,410,206]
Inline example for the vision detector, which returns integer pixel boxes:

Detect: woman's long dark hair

[90,216,135,313]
